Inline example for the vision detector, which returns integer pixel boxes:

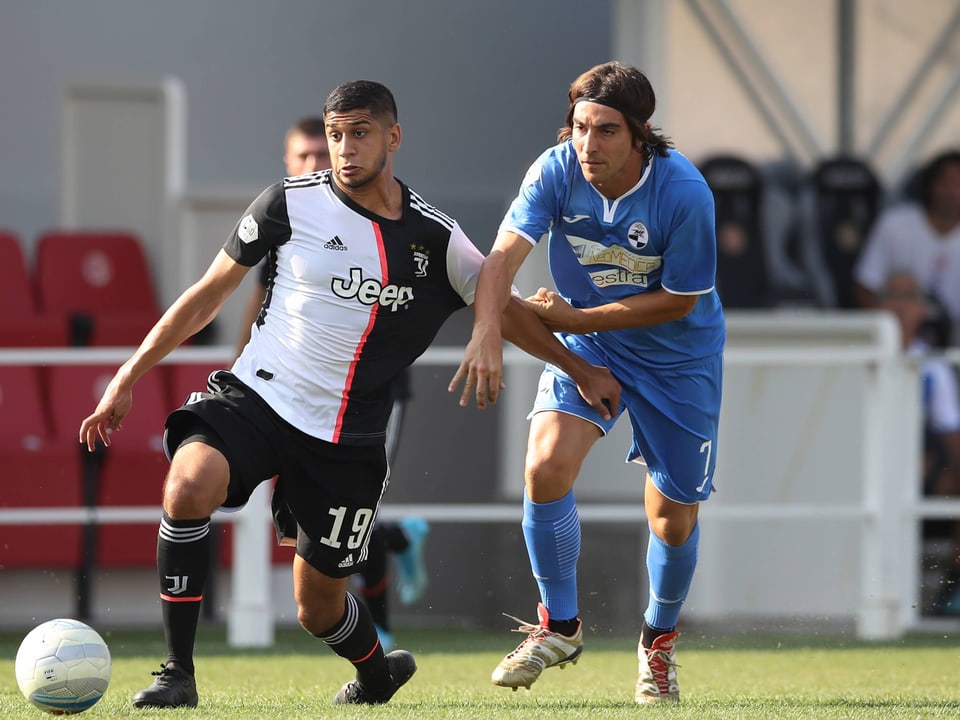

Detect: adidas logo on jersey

[338,553,355,569]
[324,236,347,251]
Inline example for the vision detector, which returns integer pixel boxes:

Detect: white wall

[0,0,611,272]
[665,0,960,186]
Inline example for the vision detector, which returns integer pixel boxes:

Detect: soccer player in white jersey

[233,115,431,654]
[79,80,620,709]
[452,62,726,703]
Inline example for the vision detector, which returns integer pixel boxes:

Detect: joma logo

[331,268,413,312]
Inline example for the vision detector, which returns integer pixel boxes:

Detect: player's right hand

[78,375,132,452]
[572,364,622,422]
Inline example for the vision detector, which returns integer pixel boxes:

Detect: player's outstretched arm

[79,250,249,451]
[450,233,530,409]
[527,286,698,333]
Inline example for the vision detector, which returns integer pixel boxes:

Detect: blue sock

[522,490,580,620]
[644,522,699,631]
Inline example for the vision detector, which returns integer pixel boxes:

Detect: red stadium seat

[45,364,170,566]
[34,231,161,346]
[0,231,68,346]
[0,365,82,568]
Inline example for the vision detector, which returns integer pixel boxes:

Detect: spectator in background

[854,149,960,346]
[235,116,430,652]
[879,269,960,614]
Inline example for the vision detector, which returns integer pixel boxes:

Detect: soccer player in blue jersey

[452,61,725,704]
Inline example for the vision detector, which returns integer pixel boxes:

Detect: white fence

[2,311,958,643]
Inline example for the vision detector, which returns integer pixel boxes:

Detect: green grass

[2,625,960,719]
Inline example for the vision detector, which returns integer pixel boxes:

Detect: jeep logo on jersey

[331,268,414,312]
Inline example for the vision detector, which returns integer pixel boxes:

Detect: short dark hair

[285,116,326,143]
[558,61,672,157]
[322,81,398,125]
[916,149,960,210]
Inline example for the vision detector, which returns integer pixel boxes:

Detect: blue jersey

[501,141,725,368]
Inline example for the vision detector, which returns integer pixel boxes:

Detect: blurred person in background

[854,149,960,347]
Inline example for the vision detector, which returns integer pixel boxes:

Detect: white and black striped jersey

[225,169,482,445]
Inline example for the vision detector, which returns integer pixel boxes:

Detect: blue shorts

[530,340,723,505]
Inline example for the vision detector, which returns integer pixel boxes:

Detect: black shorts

[163,370,388,578]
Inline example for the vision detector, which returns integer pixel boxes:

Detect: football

[14,618,112,715]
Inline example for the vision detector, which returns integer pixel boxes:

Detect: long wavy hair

[557,61,672,158]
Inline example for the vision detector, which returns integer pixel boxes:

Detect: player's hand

[449,326,506,409]
[571,364,622,422]
[525,288,582,332]
[78,376,133,452]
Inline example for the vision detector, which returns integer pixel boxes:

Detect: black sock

[361,531,390,629]
[548,617,580,636]
[157,513,211,676]
[641,620,673,649]
[317,593,390,691]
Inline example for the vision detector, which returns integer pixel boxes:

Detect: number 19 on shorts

[319,506,374,549]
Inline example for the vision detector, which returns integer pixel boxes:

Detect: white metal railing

[1,313,956,643]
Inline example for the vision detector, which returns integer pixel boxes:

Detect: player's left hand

[525,288,581,332]
[449,324,507,409]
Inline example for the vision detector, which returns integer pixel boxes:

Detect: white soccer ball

[14,618,112,715]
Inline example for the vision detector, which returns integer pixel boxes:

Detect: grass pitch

[2,625,960,719]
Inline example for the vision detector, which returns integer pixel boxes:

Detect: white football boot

[491,603,583,690]
[635,630,680,704]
